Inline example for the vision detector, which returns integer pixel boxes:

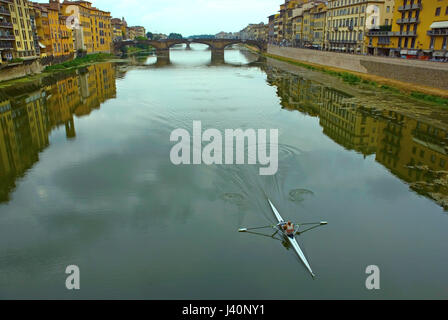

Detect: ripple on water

[220,193,245,206]
[288,189,314,203]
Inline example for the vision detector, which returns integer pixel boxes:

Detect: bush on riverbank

[44,53,114,72]
[411,92,448,106]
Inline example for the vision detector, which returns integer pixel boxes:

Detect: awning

[433,51,446,57]
[400,50,408,55]
[445,52,448,57]
[38,42,46,49]
[408,50,418,55]
[430,21,448,29]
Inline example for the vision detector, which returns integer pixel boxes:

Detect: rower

[283,221,295,238]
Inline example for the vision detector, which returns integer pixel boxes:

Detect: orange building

[61,1,112,54]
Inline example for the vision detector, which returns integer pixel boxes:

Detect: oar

[299,221,328,226]
[238,225,275,232]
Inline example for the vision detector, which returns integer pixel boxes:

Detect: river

[0,44,447,299]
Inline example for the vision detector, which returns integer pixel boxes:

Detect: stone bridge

[114,38,267,57]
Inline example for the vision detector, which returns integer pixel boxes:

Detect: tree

[146,32,153,40]
[168,33,183,39]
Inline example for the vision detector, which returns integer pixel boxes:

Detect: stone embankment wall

[0,54,74,83]
[268,45,448,91]
[0,60,44,82]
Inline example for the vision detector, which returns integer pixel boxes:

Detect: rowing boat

[268,199,315,278]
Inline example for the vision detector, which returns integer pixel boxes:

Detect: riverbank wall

[0,54,74,83]
[267,45,448,92]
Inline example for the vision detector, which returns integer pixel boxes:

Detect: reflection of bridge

[142,50,266,68]
[114,38,267,59]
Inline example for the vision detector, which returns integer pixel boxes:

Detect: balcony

[0,21,12,28]
[395,31,417,37]
[0,42,13,50]
[428,29,448,36]
[396,18,420,24]
[367,31,394,36]
[329,40,358,44]
[0,34,14,40]
[398,3,422,11]
[0,7,10,15]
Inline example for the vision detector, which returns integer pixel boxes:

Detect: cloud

[35,0,280,36]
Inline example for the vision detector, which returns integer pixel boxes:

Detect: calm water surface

[0,45,447,299]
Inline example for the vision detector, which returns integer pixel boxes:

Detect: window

[436,7,441,16]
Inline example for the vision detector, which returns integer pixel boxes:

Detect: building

[367,0,448,59]
[290,1,326,48]
[30,2,51,57]
[268,14,276,42]
[273,13,282,43]
[312,3,328,49]
[111,17,126,42]
[240,22,267,41]
[0,0,14,63]
[127,25,145,40]
[33,1,73,57]
[325,0,395,54]
[60,0,112,55]
[10,0,37,59]
[215,31,238,39]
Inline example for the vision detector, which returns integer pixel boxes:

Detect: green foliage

[135,36,147,41]
[44,53,113,72]
[168,33,183,39]
[10,58,24,63]
[410,92,448,106]
[187,34,215,39]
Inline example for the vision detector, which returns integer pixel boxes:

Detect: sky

[37,0,282,36]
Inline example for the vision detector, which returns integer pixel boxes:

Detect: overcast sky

[37,0,281,36]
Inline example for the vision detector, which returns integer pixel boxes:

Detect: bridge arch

[114,39,267,54]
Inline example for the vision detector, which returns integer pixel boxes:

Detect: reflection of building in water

[266,65,448,210]
[319,91,380,157]
[0,63,117,202]
[376,111,448,209]
[76,63,117,117]
[0,90,48,201]
[267,66,380,156]
[47,74,81,139]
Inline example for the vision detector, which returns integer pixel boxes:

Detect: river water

[0,45,447,299]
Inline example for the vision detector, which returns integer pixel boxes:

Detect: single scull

[268,199,315,278]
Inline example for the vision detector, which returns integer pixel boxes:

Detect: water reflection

[0,63,116,202]
[140,45,264,68]
[2,55,448,212]
[264,65,448,210]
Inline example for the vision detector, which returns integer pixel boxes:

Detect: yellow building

[312,3,327,49]
[111,17,127,42]
[325,0,395,53]
[284,0,302,43]
[0,0,15,63]
[291,1,327,48]
[61,0,112,55]
[32,1,73,57]
[367,0,448,59]
[292,8,304,45]
[31,3,52,57]
[9,0,37,59]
